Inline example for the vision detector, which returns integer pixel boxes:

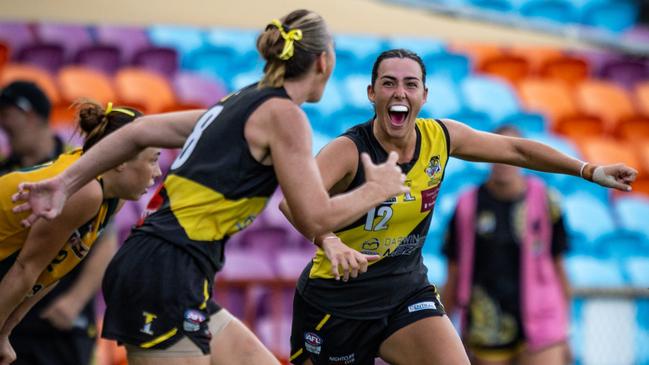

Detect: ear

[114,163,126,172]
[367,84,375,104]
[315,52,327,74]
[423,85,429,104]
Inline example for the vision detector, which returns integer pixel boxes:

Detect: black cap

[0,81,51,120]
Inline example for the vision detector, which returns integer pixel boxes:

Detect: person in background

[442,125,572,365]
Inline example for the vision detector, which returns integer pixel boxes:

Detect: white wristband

[579,162,588,179]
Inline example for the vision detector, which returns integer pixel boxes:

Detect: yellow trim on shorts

[199,279,209,310]
[140,328,179,349]
[315,314,331,331]
[471,342,526,362]
[289,348,304,362]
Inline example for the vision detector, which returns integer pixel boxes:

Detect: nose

[393,84,406,99]
[153,163,162,179]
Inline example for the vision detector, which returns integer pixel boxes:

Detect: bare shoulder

[66,180,104,214]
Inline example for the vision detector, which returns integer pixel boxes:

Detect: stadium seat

[204,27,259,59]
[600,57,649,90]
[575,80,641,132]
[333,33,386,78]
[114,67,176,113]
[341,74,372,110]
[514,0,578,23]
[625,257,649,287]
[328,106,375,136]
[448,42,504,70]
[35,23,93,61]
[423,76,463,118]
[563,192,616,249]
[385,36,445,58]
[94,25,151,63]
[479,53,531,85]
[634,81,649,116]
[578,137,640,168]
[466,0,515,12]
[147,25,204,65]
[275,250,314,281]
[594,230,648,261]
[508,46,565,73]
[172,71,227,109]
[614,195,649,240]
[576,0,639,33]
[565,256,625,287]
[57,66,115,105]
[74,44,122,75]
[0,63,61,105]
[423,254,447,286]
[16,43,65,74]
[0,22,35,58]
[131,46,178,77]
[540,54,590,86]
[423,51,471,81]
[230,69,262,91]
[185,45,248,88]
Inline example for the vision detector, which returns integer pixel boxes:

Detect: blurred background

[0,0,648,364]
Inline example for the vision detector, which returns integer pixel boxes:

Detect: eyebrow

[380,75,422,82]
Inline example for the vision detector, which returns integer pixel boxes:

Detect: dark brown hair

[371,49,427,87]
[73,99,142,152]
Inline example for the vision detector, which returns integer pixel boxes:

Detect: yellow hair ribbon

[104,101,135,117]
[270,19,303,61]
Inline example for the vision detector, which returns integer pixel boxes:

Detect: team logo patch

[408,301,437,312]
[361,238,380,255]
[420,186,440,212]
[425,156,443,186]
[329,353,355,364]
[183,309,206,332]
[304,332,322,355]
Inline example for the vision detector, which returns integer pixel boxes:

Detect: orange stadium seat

[114,67,176,114]
[517,78,604,139]
[634,81,649,116]
[53,66,117,126]
[540,55,590,86]
[576,80,640,133]
[0,63,61,105]
[578,137,640,169]
[479,54,530,85]
[509,46,564,73]
[448,42,504,69]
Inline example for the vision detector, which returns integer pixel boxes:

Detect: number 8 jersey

[297,118,450,319]
[137,83,289,278]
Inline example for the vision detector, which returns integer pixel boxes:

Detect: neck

[100,171,119,199]
[485,174,527,201]
[282,76,313,105]
[372,120,418,163]
[20,129,56,167]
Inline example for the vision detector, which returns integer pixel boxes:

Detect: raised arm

[266,100,408,239]
[13,110,205,225]
[443,119,637,191]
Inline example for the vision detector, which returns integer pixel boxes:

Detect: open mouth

[388,105,409,127]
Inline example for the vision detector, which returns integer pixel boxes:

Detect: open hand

[12,176,68,227]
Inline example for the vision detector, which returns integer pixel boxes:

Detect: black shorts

[101,232,220,355]
[10,334,95,365]
[289,285,445,365]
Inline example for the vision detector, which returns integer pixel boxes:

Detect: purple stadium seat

[239,226,291,256]
[94,25,151,63]
[131,46,178,78]
[0,22,35,58]
[17,43,65,73]
[112,200,142,244]
[275,250,314,280]
[172,72,227,108]
[35,23,93,61]
[74,44,122,74]
[600,58,649,90]
[219,250,275,281]
[256,315,292,359]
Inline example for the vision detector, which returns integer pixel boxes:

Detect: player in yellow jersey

[281,49,637,365]
[0,100,161,365]
[11,10,409,365]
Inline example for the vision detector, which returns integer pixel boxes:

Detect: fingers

[11,189,30,203]
[360,153,373,169]
[20,213,41,228]
[339,256,350,282]
[386,151,399,165]
[330,256,340,281]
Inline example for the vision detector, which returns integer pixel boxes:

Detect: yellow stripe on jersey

[164,174,269,241]
[0,150,82,260]
[309,119,449,279]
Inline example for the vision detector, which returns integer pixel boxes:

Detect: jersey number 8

[171,105,224,170]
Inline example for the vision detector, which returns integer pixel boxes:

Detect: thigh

[289,292,380,365]
[518,343,567,365]
[379,316,469,365]
[209,314,279,365]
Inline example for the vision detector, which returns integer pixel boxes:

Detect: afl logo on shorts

[183,309,206,332]
[304,332,322,355]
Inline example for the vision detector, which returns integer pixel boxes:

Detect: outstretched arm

[13,110,205,226]
[443,119,637,191]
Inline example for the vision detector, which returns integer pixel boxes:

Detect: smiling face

[367,57,428,140]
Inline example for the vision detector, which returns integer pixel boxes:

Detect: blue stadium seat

[185,46,240,88]
[333,34,386,78]
[423,51,471,81]
[147,26,205,65]
[204,27,258,58]
[341,74,371,109]
[575,0,639,33]
[614,196,649,241]
[385,36,445,58]
[635,327,649,365]
[625,257,649,288]
[423,254,448,286]
[423,76,463,118]
[459,75,544,131]
[565,255,626,287]
[231,69,263,91]
[467,0,515,12]
[594,230,649,261]
[328,106,375,136]
[513,0,579,23]
[563,192,616,252]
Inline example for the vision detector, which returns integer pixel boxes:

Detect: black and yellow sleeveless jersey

[0,149,119,296]
[137,83,288,277]
[297,118,450,319]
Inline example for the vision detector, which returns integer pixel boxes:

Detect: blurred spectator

[442,126,571,365]
[0,81,116,365]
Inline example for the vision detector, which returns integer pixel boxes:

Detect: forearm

[0,284,54,337]
[508,139,585,176]
[0,263,40,331]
